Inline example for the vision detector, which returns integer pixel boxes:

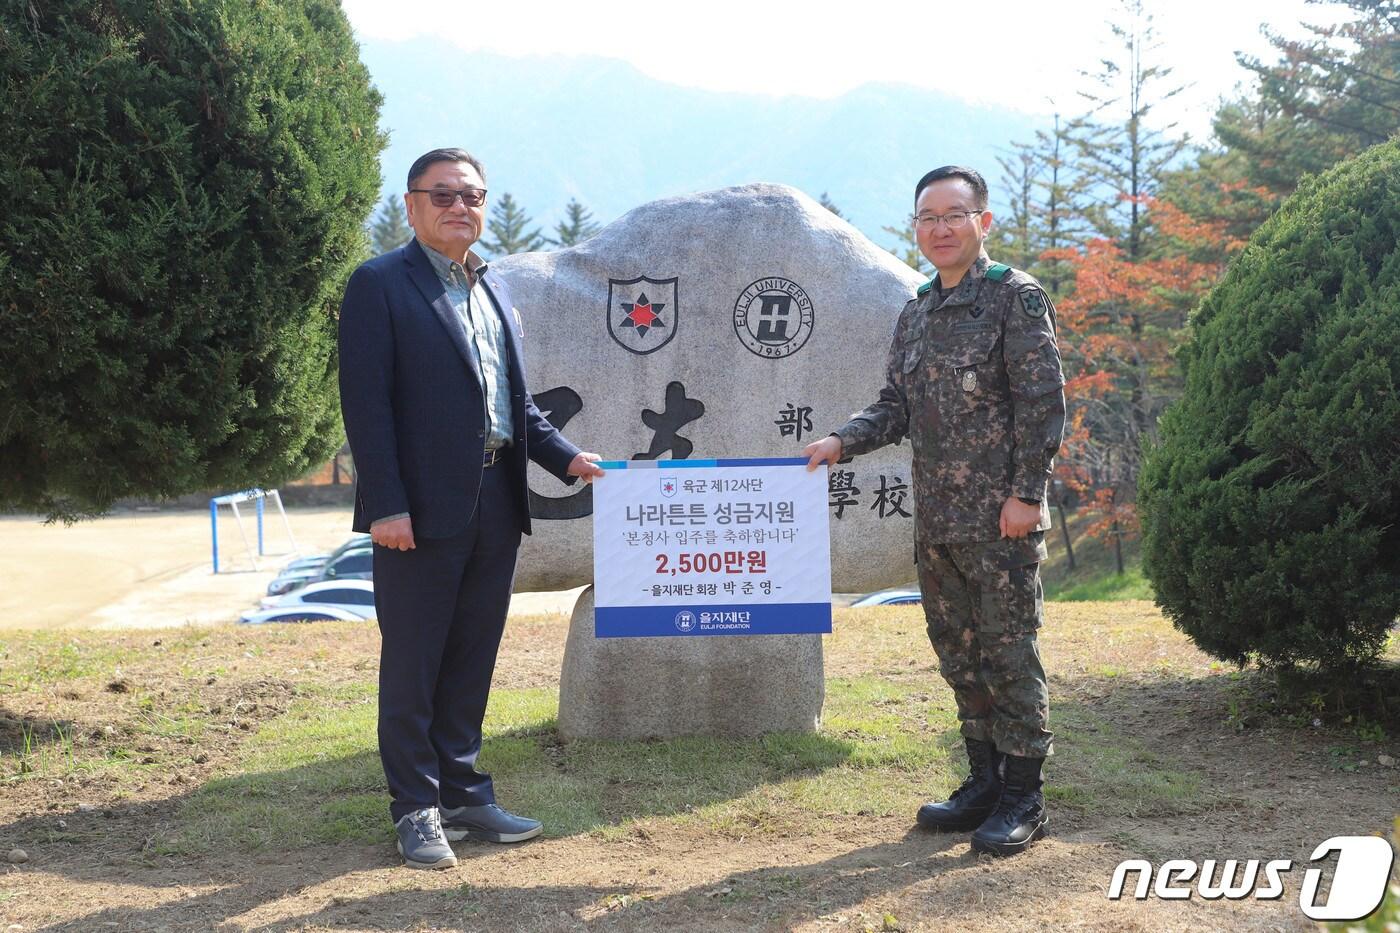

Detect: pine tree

[370,196,412,255]
[0,0,384,521]
[548,198,602,247]
[995,115,1098,298]
[1139,138,1400,671]
[1043,0,1193,563]
[1070,0,1189,260]
[1220,0,1400,198]
[818,192,843,218]
[992,149,1037,273]
[882,221,931,277]
[480,192,547,258]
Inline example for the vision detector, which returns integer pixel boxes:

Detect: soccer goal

[209,488,297,573]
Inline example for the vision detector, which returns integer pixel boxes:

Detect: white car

[850,588,922,607]
[259,580,377,617]
[239,605,367,625]
[266,546,372,597]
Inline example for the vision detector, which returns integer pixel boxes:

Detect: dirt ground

[0,509,581,630]
[1,607,1396,931]
[0,511,1396,931]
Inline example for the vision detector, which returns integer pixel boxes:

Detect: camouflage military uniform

[835,254,1065,758]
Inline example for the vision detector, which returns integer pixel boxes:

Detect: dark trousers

[372,464,522,822]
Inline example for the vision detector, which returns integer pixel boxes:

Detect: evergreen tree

[480,192,546,258]
[1139,138,1400,671]
[548,197,602,247]
[995,117,1099,296]
[992,148,1038,273]
[882,221,932,277]
[0,0,384,521]
[370,196,412,255]
[1220,0,1400,198]
[1060,0,1191,442]
[1039,0,1193,561]
[1070,0,1189,260]
[818,192,844,218]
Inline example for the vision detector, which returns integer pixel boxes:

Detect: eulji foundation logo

[1107,835,1395,921]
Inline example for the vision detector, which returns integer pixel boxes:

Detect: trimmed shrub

[1139,139,1400,670]
[0,0,384,520]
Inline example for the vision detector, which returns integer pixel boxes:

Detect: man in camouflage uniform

[804,165,1065,856]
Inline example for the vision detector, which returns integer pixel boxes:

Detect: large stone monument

[494,184,923,739]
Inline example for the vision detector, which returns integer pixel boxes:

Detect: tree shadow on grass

[14,662,1397,931]
[252,831,979,932]
[2,723,859,931]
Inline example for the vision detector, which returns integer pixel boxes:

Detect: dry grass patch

[0,604,1396,932]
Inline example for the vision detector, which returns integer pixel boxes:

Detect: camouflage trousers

[916,532,1053,758]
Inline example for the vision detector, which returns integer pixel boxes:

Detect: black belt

[483,447,505,467]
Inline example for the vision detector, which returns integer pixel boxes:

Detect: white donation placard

[591,457,832,637]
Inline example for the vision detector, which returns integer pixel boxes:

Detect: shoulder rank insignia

[985,262,1013,282]
[1018,285,1050,319]
[916,279,935,297]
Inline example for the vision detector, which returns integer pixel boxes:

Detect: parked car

[239,605,367,625]
[274,534,371,575]
[850,588,922,607]
[267,539,372,596]
[260,579,377,617]
[279,555,332,574]
[266,567,322,597]
[313,548,373,583]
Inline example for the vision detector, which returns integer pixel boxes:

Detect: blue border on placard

[594,457,807,470]
[595,602,831,638]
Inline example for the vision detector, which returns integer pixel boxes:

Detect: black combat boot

[970,753,1048,856]
[916,738,1004,832]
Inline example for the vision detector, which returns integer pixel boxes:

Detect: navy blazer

[338,238,580,539]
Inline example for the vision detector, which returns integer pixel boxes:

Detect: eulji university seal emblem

[732,276,814,359]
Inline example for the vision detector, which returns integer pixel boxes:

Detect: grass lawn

[1,605,1397,931]
[1041,506,1152,602]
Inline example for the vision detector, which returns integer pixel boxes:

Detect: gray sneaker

[440,803,542,843]
[394,807,458,869]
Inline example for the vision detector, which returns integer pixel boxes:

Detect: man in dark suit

[338,148,603,869]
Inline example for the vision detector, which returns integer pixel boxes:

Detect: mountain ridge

[359,38,1045,246]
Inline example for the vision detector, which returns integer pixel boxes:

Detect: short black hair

[406,148,486,190]
[914,166,988,209]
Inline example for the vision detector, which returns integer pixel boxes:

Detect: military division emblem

[732,276,814,359]
[607,274,679,355]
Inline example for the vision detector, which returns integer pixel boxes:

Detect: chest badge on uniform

[961,369,978,393]
[969,306,984,319]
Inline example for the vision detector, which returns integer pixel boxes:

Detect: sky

[340,0,1350,142]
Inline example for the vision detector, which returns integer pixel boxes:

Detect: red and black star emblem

[620,292,667,338]
[607,275,679,355]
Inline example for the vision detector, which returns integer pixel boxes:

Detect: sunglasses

[408,187,488,208]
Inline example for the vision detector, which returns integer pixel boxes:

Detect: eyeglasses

[408,187,488,208]
[912,210,984,230]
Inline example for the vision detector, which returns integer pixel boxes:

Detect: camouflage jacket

[834,254,1066,543]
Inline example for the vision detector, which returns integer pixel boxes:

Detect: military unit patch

[1019,286,1050,319]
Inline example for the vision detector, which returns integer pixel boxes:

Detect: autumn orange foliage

[1043,193,1249,546]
